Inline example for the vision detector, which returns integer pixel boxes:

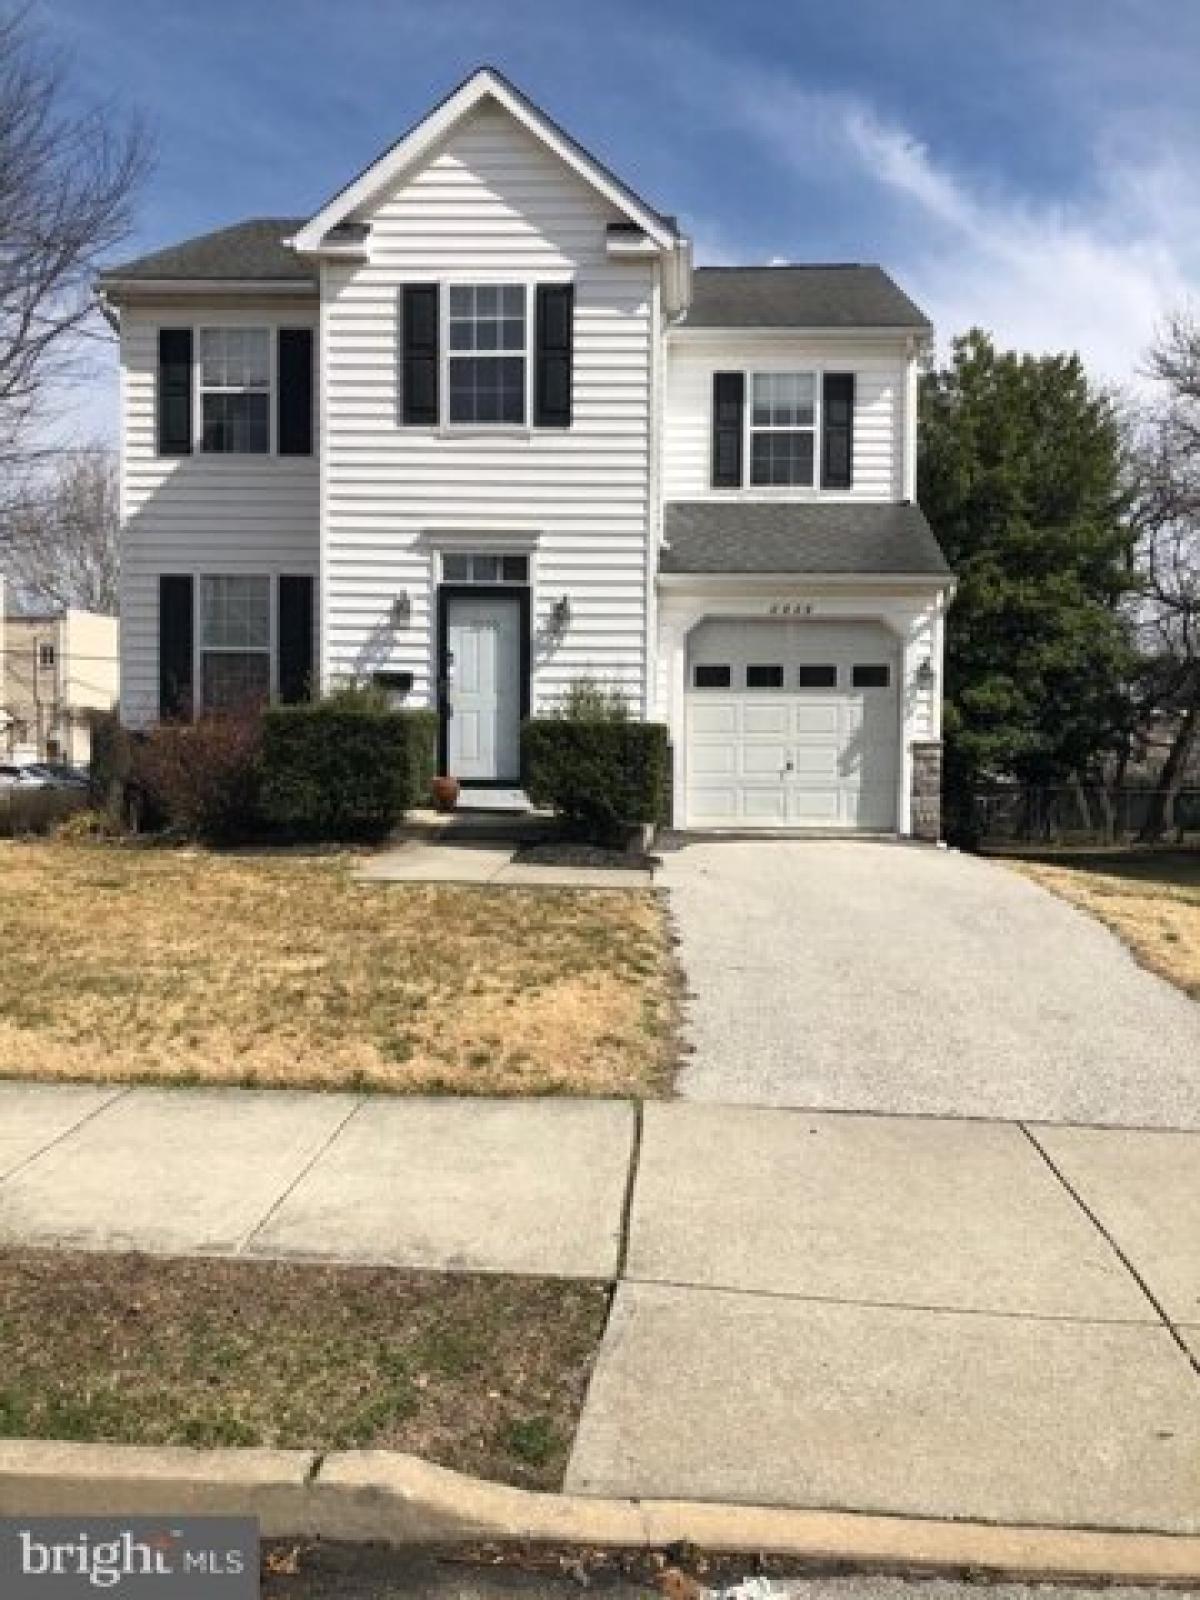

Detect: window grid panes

[750,371,816,487]
[442,553,529,584]
[746,664,784,689]
[199,575,272,714]
[199,328,271,455]
[447,286,527,425]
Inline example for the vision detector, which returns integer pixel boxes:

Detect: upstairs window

[447,286,527,425]
[750,373,816,486]
[38,643,55,669]
[199,328,271,453]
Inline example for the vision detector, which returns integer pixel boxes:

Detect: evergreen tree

[919,330,1136,837]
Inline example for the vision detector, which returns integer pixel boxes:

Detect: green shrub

[553,676,631,723]
[260,704,437,840]
[522,718,668,842]
[87,709,134,815]
[130,711,264,843]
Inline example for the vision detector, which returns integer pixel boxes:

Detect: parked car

[0,763,49,788]
[23,762,89,789]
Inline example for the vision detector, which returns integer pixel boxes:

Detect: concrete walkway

[661,840,1200,1127]
[1,1080,1198,1532]
[356,840,654,888]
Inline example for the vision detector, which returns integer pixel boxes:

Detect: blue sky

[42,0,1200,438]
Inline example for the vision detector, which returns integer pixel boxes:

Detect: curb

[1,1442,1198,1585]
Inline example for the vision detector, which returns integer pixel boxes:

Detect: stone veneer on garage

[910,741,943,842]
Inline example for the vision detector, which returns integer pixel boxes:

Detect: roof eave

[292,66,679,254]
[658,569,953,588]
[669,323,932,340]
[96,276,318,300]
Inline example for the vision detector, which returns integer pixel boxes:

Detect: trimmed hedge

[260,705,437,839]
[522,718,669,841]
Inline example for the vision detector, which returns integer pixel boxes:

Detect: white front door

[445,594,522,782]
[685,620,901,829]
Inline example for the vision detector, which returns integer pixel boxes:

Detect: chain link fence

[971,785,1200,846]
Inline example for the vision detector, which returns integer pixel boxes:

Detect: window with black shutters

[198,328,271,453]
[447,284,528,424]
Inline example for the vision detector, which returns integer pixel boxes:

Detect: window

[199,575,271,712]
[441,552,529,584]
[199,328,270,453]
[693,664,731,689]
[750,373,816,486]
[447,286,527,424]
[797,664,838,689]
[38,643,55,670]
[746,664,783,689]
[852,663,891,689]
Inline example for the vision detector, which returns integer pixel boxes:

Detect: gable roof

[661,501,950,578]
[680,265,930,331]
[100,219,315,288]
[292,65,680,253]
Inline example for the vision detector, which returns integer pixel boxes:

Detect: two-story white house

[98,67,951,837]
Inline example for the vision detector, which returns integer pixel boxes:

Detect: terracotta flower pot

[431,775,460,813]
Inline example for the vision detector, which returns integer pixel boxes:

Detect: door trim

[436,584,531,786]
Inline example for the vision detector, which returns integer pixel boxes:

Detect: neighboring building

[1,606,119,765]
[97,67,952,835]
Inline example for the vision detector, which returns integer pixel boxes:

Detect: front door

[444,593,523,782]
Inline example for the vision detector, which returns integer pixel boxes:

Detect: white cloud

[702,69,1200,388]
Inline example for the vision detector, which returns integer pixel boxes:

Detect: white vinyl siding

[321,101,654,711]
[663,336,908,502]
[118,303,319,727]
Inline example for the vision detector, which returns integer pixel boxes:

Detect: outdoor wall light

[915,656,935,690]
[390,589,411,627]
[551,594,573,631]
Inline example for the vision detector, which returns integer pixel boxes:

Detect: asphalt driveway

[661,841,1200,1127]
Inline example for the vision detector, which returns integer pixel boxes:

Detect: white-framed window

[198,574,273,712]
[440,551,529,584]
[446,285,529,425]
[749,372,817,486]
[198,327,271,454]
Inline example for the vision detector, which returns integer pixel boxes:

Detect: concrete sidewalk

[356,841,654,888]
[1,1081,1198,1533]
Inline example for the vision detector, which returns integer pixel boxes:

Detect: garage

[685,619,901,829]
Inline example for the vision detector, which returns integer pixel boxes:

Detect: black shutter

[278,575,315,704]
[535,283,573,427]
[401,284,439,425]
[159,574,194,719]
[821,372,855,489]
[277,328,313,455]
[157,329,192,456]
[711,371,744,487]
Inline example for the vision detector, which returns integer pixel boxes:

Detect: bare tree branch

[0,7,149,506]
[2,443,119,612]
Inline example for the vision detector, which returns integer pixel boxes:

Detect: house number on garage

[768,602,814,616]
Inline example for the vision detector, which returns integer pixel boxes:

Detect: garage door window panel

[693,664,731,689]
[746,664,784,689]
[797,664,838,689]
[750,373,816,487]
[853,663,891,688]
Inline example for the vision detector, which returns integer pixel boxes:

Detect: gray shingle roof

[661,501,950,577]
[101,219,314,284]
[682,266,930,331]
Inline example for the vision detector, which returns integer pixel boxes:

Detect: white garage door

[686,620,900,829]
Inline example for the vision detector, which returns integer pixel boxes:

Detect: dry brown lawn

[0,841,676,1095]
[1003,849,1200,1000]
[0,1249,606,1489]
